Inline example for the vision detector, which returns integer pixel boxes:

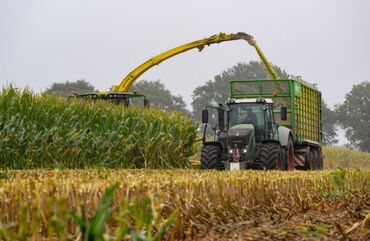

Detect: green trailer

[200,77,323,170]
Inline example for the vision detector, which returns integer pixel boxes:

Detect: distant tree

[337,81,370,152]
[321,101,339,146]
[131,80,189,114]
[45,79,95,97]
[172,95,188,113]
[191,61,289,118]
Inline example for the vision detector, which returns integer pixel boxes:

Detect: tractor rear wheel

[284,137,295,170]
[257,142,283,170]
[200,145,223,170]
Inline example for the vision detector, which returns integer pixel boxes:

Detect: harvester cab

[68,91,150,108]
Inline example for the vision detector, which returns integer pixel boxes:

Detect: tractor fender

[261,139,281,146]
[278,126,294,148]
[203,141,224,150]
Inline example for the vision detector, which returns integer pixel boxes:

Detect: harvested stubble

[0,87,197,169]
[0,169,369,240]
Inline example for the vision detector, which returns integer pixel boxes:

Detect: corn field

[1,87,369,240]
[0,87,197,169]
[0,169,369,240]
[323,146,370,169]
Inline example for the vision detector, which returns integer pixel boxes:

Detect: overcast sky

[1,0,369,109]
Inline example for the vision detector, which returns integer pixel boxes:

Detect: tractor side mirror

[280,106,287,121]
[218,107,225,131]
[144,98,150,108]
[202,109,209,124]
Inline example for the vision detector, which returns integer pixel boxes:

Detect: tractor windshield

[228,103,265,127]
[228,103,268,142]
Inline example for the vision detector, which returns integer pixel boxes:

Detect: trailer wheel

[312,149,321,170]
[258,142,283,170]
[200,145,223,170]
[317,149,323,170]
[313,150,319,170]
[306,149,319,170]
[305,151,314,170]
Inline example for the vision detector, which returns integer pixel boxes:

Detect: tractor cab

[227,98,279,144]
[68,91,149,108]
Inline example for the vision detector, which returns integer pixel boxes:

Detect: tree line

[44,61,370,152]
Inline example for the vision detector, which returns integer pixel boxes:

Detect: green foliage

[328,168,350,197]
[191,61,289,119]
[0,206,34,241]
[131,80,189,115]
[338,81,370,152]
[299,223,330,237]
[0,183,176,241]
[321,101,338,145]
[0,87,197,169]
[70,184,118,241]
[44,79,95,97]
[0,170,8,180]
[115,196,176,241]
[318,168,365,198]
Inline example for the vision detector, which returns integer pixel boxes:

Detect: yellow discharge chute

[111,32,279,92]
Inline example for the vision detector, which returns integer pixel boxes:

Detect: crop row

[0,87,197,169]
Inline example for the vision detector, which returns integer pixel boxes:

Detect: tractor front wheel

[200,145,224,170]
[257,142,283,170]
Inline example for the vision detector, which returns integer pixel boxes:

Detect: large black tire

[312,149,319,170]
[200,145,223,170]
[283,137,295,170]
[304,151,314,170]
[312,149,324,170]
[257,142,283,170]
[305,148,321,170]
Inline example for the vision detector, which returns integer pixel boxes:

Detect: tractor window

[228,104,264,127]
[130,96,147,108]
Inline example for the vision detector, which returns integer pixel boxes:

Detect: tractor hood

[227,124,254,149]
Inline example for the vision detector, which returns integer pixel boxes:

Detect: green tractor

[200,78,323,171]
